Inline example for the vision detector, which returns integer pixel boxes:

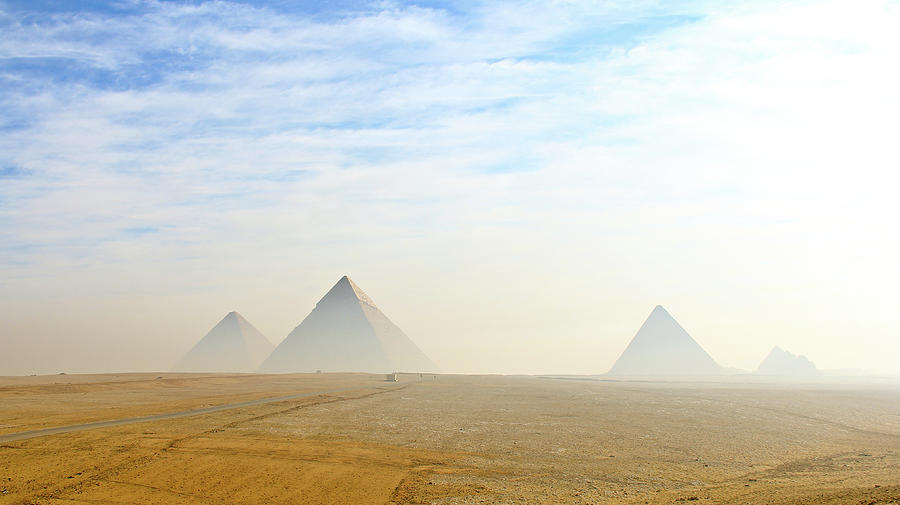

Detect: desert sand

[1,373,898,504]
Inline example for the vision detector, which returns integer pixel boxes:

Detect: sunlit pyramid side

[175,311,274,372]
[609,305,722,376]
[259,276,438,373]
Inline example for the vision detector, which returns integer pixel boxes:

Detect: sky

[1,0,899,376]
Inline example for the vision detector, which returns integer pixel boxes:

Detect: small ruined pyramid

[259,276,438,373]
[175,311,274,372]
[757,346,818,376]
[609,305,722,375]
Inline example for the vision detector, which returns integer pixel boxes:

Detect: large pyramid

[608,305,722,376]
[259,276,438,373]
[757,346,818,376]
[175,311,274,372]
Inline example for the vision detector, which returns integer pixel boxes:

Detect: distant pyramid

[757,346,818,376]
[175,311,274,372]
[609,305,722,376]
[259,276,438,373]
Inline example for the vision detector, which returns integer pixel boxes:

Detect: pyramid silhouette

[259,276,438,373]
[175,311,274,372]
[757,346,818,375]
[609,305,722,376]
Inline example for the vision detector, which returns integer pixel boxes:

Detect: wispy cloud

[1,0,695,262]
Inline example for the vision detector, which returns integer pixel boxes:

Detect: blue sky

[1,0,899,375]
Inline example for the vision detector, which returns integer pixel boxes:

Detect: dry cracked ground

[0,373,898,504]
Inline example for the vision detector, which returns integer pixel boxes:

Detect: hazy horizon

[2,0,899,376]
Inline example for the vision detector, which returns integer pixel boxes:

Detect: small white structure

[385,373,398,382]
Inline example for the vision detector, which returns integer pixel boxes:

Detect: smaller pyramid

[175,311,274,372]
[757,346,818,376]
[609,305,722,376]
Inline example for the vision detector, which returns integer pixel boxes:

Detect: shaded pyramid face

[176,311,274,372]
[757,346,818,375]
[259,276,438,373]
[609,306,722,376]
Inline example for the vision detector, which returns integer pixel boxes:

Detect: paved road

[0,385,394,444]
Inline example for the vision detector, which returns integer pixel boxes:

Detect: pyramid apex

[318,275,376,307]
[650,305,669,316]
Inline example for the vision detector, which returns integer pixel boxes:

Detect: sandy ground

[1,373,898,504]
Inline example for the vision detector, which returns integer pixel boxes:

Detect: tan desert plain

[1,278,899,505]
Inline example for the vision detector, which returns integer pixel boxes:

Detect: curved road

[0,385,397,444]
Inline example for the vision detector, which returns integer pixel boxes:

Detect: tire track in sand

[14,385,411,505]
[0,384,405,444]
